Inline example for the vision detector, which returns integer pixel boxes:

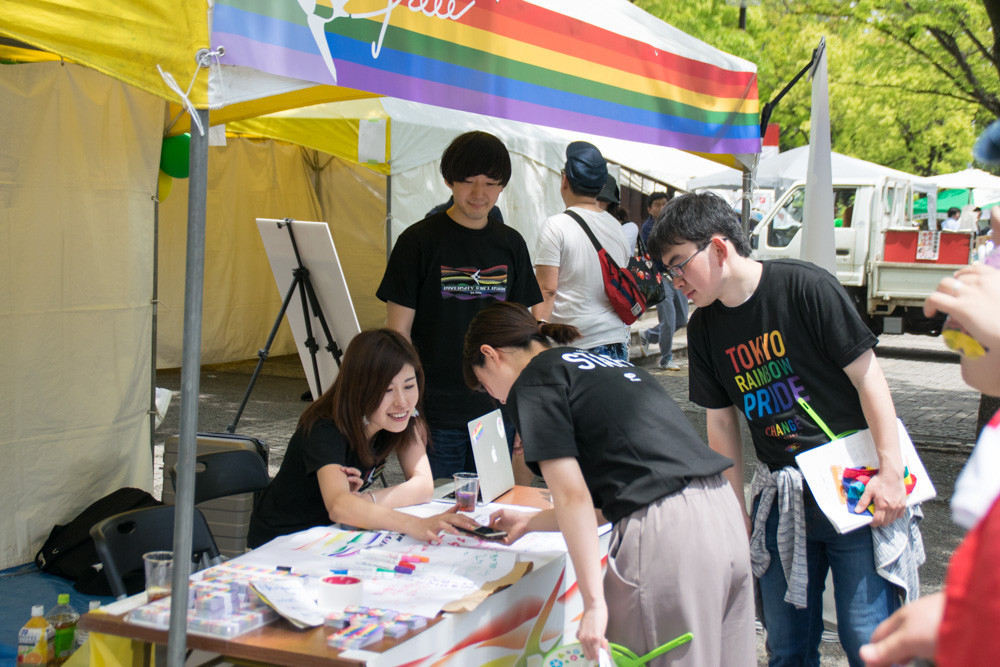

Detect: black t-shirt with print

[506,348,732,524]
[687,259,876,470]
[376,212,542,428]
[247,418,387,547]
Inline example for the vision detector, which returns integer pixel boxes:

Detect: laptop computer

[432,409,516,504]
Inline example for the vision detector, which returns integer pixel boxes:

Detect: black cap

[597,175,620,205]
[564,141,607,195]
[974,118,1000,165]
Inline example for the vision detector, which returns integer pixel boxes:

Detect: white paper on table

[795,418,936,534]
[250,578,326,628]
[227,526,520,617]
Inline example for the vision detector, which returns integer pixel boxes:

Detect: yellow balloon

[157,170,173,201]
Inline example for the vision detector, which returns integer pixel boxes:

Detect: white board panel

[257,218,361,398]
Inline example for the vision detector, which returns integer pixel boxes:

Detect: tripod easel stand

[232,218,360,433]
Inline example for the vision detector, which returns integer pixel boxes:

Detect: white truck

[749,176,976,335]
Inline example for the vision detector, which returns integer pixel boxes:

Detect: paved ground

[153,327,977,666]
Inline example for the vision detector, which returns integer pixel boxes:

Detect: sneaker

[659,359,682,371]
[638,331,650,358]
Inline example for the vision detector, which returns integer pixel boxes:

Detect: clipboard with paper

[793,399,936,534]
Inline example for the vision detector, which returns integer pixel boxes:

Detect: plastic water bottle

[44,595,79,666]
[942,246,1000,357]
[73,600,101,652]
[16,605,54,665]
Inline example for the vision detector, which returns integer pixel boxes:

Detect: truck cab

[749,176,974,335]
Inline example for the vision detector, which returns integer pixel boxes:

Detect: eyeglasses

[664,241,711,280]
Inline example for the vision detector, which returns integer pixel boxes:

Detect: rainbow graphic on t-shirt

[440,265,509,300]
[725,328,810,448]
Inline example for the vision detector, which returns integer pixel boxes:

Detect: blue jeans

[587,342,628,362]
[428,420,516,480]
[755,498,900,667]
[644,285,688,365]
[427,428,476,480]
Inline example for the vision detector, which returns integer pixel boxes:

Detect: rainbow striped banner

[212,0,760,155]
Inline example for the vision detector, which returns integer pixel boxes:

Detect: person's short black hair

[645,191,669,213]
[947,207,961,218]
[440,131,512,187]
[648,192,752,259]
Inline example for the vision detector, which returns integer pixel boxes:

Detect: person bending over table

[462,302,754,667]
[248,329,479,548]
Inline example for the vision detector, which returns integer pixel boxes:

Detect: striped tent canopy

[212,0,760,158]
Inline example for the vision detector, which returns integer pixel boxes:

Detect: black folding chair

[170,449,270,505]
[89,505,220,599]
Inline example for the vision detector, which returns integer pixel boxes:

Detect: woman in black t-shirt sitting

[248,329,478,548]
[462,302,754,667]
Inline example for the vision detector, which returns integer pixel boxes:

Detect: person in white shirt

[941,207,962,231]
[533,142,631,361]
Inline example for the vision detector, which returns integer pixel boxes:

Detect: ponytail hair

[462,302,580,389]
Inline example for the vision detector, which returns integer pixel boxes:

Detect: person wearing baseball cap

[532,142,631,360]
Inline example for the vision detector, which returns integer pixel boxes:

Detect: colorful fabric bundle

[842,466,917,515]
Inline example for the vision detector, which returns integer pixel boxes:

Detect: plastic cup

[453,472,479,511]
[143,551,173,601]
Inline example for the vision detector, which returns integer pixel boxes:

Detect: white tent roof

[930,168,1000,190]
[930,168,1000,207]
[687,145,933,193]
[379,97,723,188]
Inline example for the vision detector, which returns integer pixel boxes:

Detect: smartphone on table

[456,523,507,540]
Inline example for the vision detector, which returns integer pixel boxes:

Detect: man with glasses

[647,192,923,667]
[638,191,688,370]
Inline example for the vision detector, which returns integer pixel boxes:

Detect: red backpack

[564,210,646,325]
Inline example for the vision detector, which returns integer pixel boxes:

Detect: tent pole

[385,175,393,263]
[167,108,210,667]
[741,169,753,236]
[151,179,160,459]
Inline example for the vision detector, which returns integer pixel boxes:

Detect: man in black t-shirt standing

[376,131,542,481]
[647,193,922,667]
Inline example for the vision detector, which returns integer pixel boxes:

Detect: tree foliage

[633,0,999,175]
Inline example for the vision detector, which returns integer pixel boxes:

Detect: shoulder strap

[635,232,648,257]
[564,209,604,253]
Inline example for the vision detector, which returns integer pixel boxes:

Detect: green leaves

[634,0,999,175]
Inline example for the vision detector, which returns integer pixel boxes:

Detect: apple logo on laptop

[491,445,498,463]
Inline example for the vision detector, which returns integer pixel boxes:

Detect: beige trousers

[604,474,755,666]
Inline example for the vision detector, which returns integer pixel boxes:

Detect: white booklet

[795,419,935,534]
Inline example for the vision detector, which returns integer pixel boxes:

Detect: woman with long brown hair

[463,301,754,667]
[248,329,478,547]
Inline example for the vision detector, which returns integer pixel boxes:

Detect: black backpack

[35,487,161,596]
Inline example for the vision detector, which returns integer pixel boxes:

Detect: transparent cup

[453,472,479,511]
[143,551,173,602]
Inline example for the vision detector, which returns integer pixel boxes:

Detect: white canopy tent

[929,168,1000,208]
[687,145,934,196]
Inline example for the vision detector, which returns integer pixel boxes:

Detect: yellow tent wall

[155,139,388,368]
[0,62,162,568]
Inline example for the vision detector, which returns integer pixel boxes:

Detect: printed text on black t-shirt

[725,329,810,443]
[441,265,509,299]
